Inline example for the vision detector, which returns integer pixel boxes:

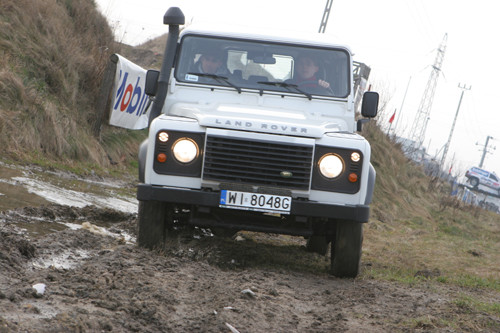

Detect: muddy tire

[330,220,363,278]
[306,235,329,256]
[138,200,170,249]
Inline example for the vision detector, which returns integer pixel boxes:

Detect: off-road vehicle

[137,7,379,277]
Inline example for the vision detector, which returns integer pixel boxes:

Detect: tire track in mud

[0,204,499,332]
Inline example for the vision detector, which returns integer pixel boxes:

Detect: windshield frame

[174,33,351,99]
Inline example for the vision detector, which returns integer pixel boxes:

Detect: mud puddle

[0,162,137,213]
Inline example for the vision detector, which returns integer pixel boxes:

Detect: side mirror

[145,70,160,96]
[361,91,379,118]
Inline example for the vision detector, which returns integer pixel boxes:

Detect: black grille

[203,135,313,190]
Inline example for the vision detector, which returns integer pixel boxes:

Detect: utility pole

[478,135,495,168]
[440,83,471,170]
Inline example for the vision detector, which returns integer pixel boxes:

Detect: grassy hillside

[363,121,499,287]
[0,0,144,172]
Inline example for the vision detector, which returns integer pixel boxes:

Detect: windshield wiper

[188,73,241,93]
[258,81,312,100]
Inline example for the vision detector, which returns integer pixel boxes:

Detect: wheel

[330,220,363,278]
[137,201,172,249]
[306,235,329,256]
[470,178,479,188]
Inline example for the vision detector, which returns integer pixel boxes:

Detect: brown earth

[1,203,499,332]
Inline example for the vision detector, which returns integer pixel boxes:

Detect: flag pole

[387,109,396,135]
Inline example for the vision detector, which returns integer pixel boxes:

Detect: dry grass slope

[363,121,500,285]
[0,0,142,169]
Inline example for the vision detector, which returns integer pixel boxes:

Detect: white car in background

[465,167,500,196]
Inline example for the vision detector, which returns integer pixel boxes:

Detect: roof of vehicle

[468,167,497,176]
[180,24,353,54]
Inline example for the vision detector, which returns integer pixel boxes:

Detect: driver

[194,49,229,76]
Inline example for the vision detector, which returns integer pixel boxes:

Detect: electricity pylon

[408,34,448,152]
[318,0,333,33]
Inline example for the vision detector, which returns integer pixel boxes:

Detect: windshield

[175,35,350,98]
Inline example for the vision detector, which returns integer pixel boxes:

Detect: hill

[0,0,143,171]
[118,34,167,69]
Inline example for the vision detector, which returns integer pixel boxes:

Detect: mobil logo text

[114,70,149,117]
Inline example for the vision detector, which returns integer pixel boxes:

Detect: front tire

[306,235,329,256]
[330,220,363,278]
[138,201,171,249]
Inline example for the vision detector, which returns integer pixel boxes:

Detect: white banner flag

[109,54,149,129]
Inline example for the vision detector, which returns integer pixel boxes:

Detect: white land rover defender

[137,7,379,277]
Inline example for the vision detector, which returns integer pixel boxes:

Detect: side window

[489,174,498,182]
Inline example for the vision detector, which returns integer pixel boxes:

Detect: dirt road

[0,165,499,332]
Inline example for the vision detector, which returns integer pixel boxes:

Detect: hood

[169,103,348,138]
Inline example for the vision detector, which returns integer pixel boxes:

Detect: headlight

[172,138,199,163]
[318,154,344,179]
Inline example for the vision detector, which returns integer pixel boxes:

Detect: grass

[454,295,500,315]
[360,122,500,298]
[0,0,128,166]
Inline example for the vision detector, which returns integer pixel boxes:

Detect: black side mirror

[145,70,160,96]
[361,91,379,118]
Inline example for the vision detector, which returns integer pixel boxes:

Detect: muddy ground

[0,167,499,332]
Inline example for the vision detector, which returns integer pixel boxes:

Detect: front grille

[203,135,313,190]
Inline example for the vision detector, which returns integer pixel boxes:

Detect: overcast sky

[95,0,500,176]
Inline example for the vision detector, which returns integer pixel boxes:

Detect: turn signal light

[157,153,167,163]
[348,173,358,183]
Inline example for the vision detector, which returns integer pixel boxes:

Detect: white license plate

[219,190,291,214]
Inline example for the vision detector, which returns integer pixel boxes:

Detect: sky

[95,0,500,177]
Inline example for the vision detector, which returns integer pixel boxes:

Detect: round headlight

[172,138,198,163]
[318,154,344,179]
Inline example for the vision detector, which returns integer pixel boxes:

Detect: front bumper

[137,184,370,223]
